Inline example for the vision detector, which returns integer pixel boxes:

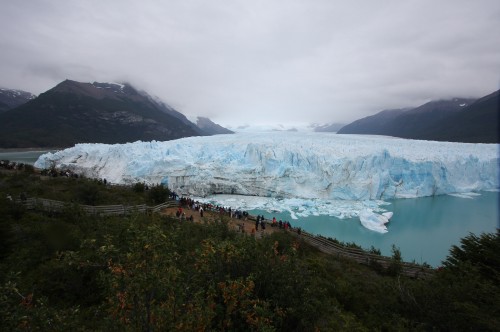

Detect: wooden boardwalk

[19,197,178,216]
[292,229,435,278]
[18,197,434,279]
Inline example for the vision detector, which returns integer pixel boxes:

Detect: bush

[133,182,146,193]
[75,181,101,205]
[147,184,170,204]
[23,164,35,173]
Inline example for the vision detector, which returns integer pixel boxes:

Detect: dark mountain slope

[0,80,205,148]
[337,109,408,135]
[336,94,499,143]
[383,98,476,139]
[196,117,234,135]
[312,123,346,132]
[421,90,499,143]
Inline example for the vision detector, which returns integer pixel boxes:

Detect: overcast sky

[1,0,499,127]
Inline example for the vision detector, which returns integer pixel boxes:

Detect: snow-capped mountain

[310,123,346,133]
[0,88,36,112]
[228,123,316,132]
[226,122,347,133]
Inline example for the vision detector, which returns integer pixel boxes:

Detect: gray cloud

[1,0,499,126]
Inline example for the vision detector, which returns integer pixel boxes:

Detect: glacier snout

[34,133,499,203]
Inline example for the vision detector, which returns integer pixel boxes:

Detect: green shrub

[75,181,101,205]
[23,164,35,173]
[147,184,170,204]
[133,182,146,193]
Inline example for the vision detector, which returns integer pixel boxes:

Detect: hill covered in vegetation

[0,169,498,330]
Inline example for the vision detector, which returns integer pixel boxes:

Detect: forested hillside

[0,170,498,330]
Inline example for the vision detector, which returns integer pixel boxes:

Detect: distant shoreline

[0,147,62,152]
[0,148,60,165]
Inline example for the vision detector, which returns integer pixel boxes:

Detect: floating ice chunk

[449,194,474,199]
[192,193,395,232]
[359,209,389,233]
[188,193,392,232]
[448,192,481,199]
[381,211,393,221]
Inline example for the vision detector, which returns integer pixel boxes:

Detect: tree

[443,231,500,283]
[407,232,500,331]
[387,244,402,276]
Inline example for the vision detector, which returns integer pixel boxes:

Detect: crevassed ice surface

[35,132,499,232]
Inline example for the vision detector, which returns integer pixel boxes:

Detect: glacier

[34,132,499,233]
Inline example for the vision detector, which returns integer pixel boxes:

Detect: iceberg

[359,210,393,233]
[35,132,499,232]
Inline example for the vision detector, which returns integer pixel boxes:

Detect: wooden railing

[293,229,435,278]
[19,197,178,216]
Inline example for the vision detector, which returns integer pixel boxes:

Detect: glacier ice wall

[35,132,499,201]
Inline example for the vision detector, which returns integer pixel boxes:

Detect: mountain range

[337,91,499,143]
[311,123,346,132]
[0,80,232,148]
[1,80,497,147]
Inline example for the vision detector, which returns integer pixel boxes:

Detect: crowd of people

[173,194,302,236]
[177,196,251,220]
[0,160,34,172]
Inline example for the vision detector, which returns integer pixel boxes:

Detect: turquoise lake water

[0,150,51,165]
[251,191,499,267]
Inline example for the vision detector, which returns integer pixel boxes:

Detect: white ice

[447,192,482,199]
[191,194,390,222]
[359,209,393,233]
[35,132,499,232]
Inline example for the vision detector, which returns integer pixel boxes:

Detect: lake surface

[0,150,52,165]
[250,191,499,267]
